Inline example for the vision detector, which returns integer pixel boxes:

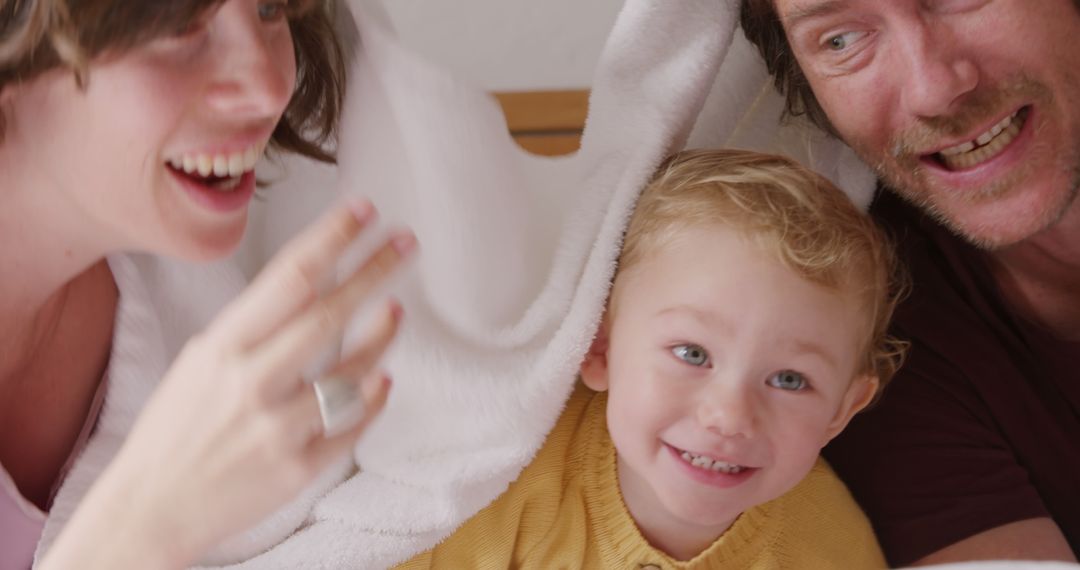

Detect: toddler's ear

[579,317,612,392]
[824,374,879,442]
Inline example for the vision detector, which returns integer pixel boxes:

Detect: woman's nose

[203,1,297,121]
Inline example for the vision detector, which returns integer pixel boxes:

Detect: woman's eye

[258,0,290,22]
[170,14,211,40]
[767,370,808,391]
[672,344,710,367]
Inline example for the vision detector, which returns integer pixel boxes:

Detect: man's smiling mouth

[929,106,1029,171]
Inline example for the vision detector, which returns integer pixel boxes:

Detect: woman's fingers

[212,200,377,349]
[63,200,418,567]
[272,369,393,469]
[307,371,393,466]
[269,299,402,449]
[332,299,404,378]
[246,235,414,399]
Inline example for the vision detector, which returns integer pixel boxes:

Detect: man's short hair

[739,0,836,135]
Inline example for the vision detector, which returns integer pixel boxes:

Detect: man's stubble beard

[851,75,1080,250]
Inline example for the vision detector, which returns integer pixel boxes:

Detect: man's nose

[896,19,979,119]
[203,4,296,121]
[696,381,758,439]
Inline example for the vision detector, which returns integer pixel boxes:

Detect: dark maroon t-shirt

[823,190,1080,567]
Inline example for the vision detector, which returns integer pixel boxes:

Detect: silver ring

[312,376,366,437]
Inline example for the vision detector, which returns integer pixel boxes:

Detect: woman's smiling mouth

[166,141,265,191]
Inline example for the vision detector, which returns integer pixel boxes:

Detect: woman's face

[3,0,297,260]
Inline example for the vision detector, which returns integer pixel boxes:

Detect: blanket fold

[37,1,874,568]
[201,0,872,567]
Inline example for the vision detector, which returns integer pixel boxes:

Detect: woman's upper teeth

[167,143,264,178]
[939,111,1018,158]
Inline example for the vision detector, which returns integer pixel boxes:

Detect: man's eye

[672,344,710,367]
[823,30,864,52]
[766,370,808,391]
[258,0,289,21]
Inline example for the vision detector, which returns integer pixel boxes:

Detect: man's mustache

[888,77,1048,161]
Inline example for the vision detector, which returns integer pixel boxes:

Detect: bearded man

[738,0,1080,565]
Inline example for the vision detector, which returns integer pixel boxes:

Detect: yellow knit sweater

[398,385,886,569]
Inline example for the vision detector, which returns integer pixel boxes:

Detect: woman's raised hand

[40,200,415,569]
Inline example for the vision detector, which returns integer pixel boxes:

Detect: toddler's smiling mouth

[671,445,749,475]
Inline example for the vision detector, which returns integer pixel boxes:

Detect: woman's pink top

[0,375,108,570]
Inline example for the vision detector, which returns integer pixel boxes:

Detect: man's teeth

[167,143,263,179]
[679,451,745,474]
[936,110,1025,170]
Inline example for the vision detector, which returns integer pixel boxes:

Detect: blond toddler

[400,149,905,569]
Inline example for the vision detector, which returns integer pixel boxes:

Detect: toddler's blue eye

[672,344,710,367]
[767,370,807,391]
[258,0,289,21]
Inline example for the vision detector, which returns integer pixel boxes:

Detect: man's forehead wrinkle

[782,0,850,30]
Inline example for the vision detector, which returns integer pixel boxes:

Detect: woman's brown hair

[0,0,345,162]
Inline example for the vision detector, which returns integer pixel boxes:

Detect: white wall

[382,0,626,91]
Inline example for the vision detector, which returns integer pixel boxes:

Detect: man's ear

[580,317,612,392]
[823,375,879,442]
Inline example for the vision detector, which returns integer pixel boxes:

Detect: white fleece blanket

[36,0,877,568]
[200,0,873,567]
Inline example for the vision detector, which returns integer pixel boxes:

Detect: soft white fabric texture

[36,0,880,568]
[207,0,875,567]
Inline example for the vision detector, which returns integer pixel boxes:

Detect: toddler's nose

[696,382,757,439]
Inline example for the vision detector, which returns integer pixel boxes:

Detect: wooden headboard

[494,89,590,157]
